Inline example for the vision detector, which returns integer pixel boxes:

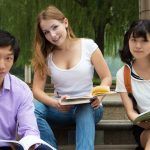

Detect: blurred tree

[75,0,139,55]
[0,0,139,64]
[0,0,139,82]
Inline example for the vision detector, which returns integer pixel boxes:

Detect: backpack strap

[123,64,139,113]
[124,65,132,93]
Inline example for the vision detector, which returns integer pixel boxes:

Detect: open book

[60,91,116,105]
[0,135,56,150]
[133,110,150,124]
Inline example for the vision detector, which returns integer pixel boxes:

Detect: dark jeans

[0,144,53,150]
[0,144,55,150]
[0,147,12,150]
[132,125,144,150]
[35,144,54,150]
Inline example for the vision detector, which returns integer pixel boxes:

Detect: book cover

[60,96,92,105]
[133,110,150,124]
[60,91,116,105]
[0,135,56,150]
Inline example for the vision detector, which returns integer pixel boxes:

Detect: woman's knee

[75,104,93,115]
[75,104,103,123]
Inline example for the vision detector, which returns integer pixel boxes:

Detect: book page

[0,139,23,149]
[60,96,92,105]
[60,91,116,105]
[19,135,56,150]
[133,110,150,124]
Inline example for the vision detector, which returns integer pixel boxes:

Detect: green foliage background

[0,0,139,67]
[0,0,139,82]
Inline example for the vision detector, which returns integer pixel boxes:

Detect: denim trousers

[34,100,104,150]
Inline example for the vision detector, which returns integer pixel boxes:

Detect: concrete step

[95,120,135,145]
[97,119,132,129]
[102,93,128,120]
[54,120,135,145]
[58,144,137,150]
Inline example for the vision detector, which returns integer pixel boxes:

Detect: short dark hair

[119,19,150,64]
[0,30,20,63]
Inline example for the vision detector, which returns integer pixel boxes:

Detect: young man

[0,30,54,150]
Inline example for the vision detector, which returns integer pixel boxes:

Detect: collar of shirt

[0,74,10,96]
[128,62,143,80]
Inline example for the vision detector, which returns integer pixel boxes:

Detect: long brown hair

[32,5,76,77]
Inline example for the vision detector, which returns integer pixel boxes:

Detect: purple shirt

[0,73,39,140]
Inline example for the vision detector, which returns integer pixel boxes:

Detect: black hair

[119,19,150,64]
[0,30,20,63]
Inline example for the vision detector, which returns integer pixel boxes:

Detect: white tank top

[47,38,98,97]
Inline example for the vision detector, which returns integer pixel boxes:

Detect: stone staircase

[30,83,138,150]
[53,93,138,150]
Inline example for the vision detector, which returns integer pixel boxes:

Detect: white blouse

[116,65,150,113]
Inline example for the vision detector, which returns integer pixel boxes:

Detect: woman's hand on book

[57,95,72,112]
[90,96,104,109]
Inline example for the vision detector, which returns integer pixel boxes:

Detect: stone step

[95,120,135,145]
[97,119,132,129]
[54,120,135,145]
[58,144,137,150]
[102,93,128,120]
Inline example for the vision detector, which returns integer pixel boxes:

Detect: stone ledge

[54,119,135,145]
[102,100,123,106]
[97,120,133,129]
[53,119,133,130]
[59,144,137,150]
